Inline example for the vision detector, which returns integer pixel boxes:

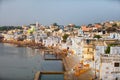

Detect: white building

[100,54,120,80]
[71,37,83,55]
[43,36,61,47]
[3,34,14,40]
[96,46,106,55]
[34,30,47,43]
[110,47,120,55]
[64,36,84,55]
[27,34,35,41]
[109,33,120,40]
[78,28,84,36]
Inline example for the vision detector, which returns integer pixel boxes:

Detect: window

[114,63,119,67]
[86,39,90,44]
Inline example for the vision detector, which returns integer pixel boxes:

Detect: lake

[0,43,64,80]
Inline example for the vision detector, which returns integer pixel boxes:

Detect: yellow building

[82,44,95,60]
[81,39,95,60]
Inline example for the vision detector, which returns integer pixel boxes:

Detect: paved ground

[63,55,100,80]
[77,69,94,80]
[65,69,96,80]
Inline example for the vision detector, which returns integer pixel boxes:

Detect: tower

[36,22,39,27]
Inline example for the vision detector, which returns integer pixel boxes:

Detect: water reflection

[41,60,63,72]
[0,43,63,80]
[41,74,64,80]
[0,43,39,58]
[0,0,3,6]
[0,43,42,80]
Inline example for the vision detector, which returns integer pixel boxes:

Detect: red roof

[81,26,92,32]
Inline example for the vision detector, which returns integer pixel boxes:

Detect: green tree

[112,23,117,27]
[62,34,69,42]
[0,26,22,31]
[75,26,80,28]
[93,35,102,39]
[105,43,118,54]
[105,46,110,54]
[106,27,117,33]
[53,23,58,26]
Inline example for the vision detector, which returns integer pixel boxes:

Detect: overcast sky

[0,0,120,26]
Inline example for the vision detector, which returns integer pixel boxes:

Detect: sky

[0,0,120,26]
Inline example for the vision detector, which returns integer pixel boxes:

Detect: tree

[105,46,110,54]
[0,26,22,31]
[106,27,117,33]
[112,23,117,27]
[88,24,92,27]
[75,26,80,28]
[62,34,69,42]
[52,23,58,26]
[93,35,102,39]
[105,43,118,54]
